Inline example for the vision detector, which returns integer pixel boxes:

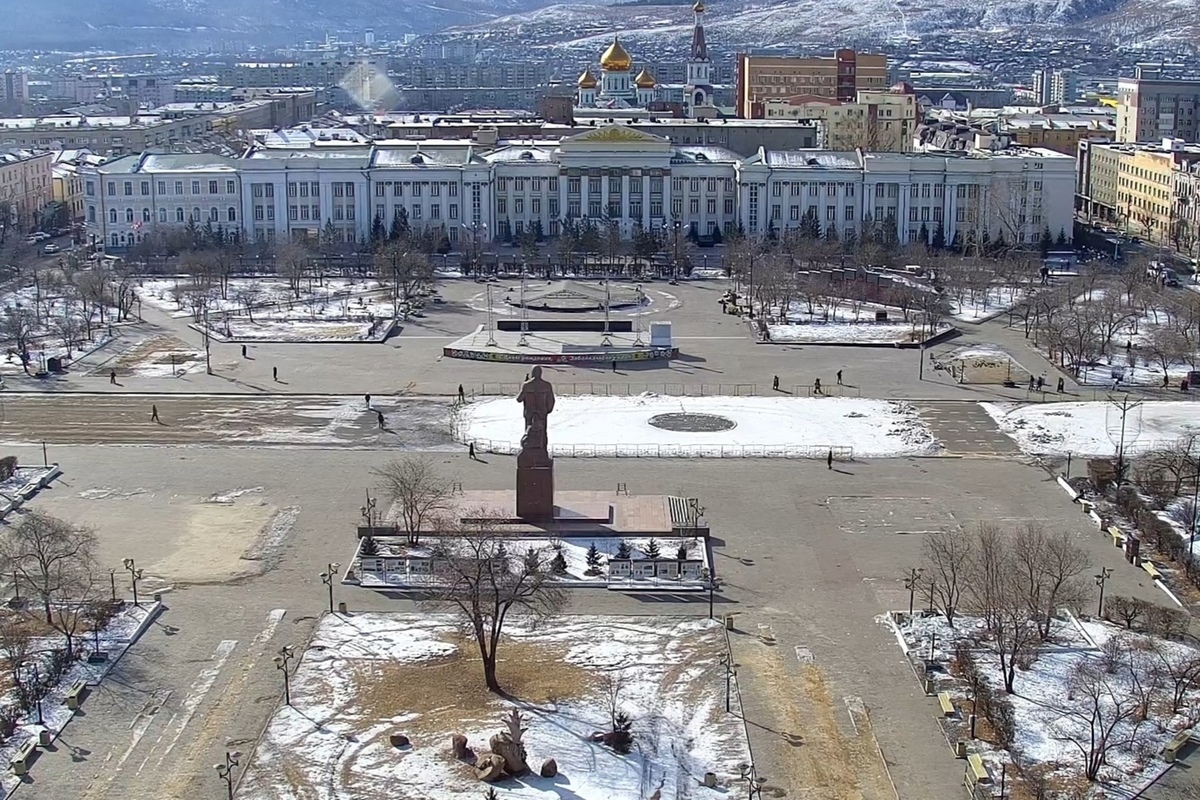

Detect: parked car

[41,243,60,255]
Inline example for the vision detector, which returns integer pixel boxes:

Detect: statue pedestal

[516,449,555,522]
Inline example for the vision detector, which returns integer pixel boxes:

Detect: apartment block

[0,148,54,230]
[1116,65,1200,144]
[735,49,888,118]
[761,87,916,152]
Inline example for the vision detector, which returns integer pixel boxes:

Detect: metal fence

[454,435,855,461]
[471,382,861,399]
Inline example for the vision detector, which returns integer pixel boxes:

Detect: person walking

[813,377,822,395]
[151,404,160,423]
[827,449,834,470]
[110,370,117,385]
[365,393,372,408]
[272,366,278,382]
[1028,375,1036,391]
[468,442,476,460]
[1057,377,1065,393]
[772,374,779,391]
[241,344,247,358]
[458,384,465,402]
[836,369,843,386]
[1036,375,1044,391]
[377,410,386,429]
[611,359,618,373]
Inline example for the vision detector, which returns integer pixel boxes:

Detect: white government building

[81,124,1075,252]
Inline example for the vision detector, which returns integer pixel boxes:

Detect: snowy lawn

[887,612,1200,797]
[949,285,1030,323]
[455,395,940,458]
[982,401,1200,456]
[237,613,751,800]
[766,321,933,344]
[0,602,159,797]
[138,277,401,342]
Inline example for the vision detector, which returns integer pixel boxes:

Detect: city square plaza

[0,275,1195,800]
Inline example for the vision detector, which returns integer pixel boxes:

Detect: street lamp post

[24,661,44,725]
[700,567,720,620]
[109,568,117,601]
[320,563,341,614]
[1095,567,1113,617]
[720,654,736,713]
[213,750,241,800]
[904,567,923,618]
[274,645,295,706]
[123,558,143,606]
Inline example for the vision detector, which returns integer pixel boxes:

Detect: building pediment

[561,124,670,151]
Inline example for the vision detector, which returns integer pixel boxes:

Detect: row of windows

[372,181,459,198]
[98,179,236,198]
[92,206,237,224]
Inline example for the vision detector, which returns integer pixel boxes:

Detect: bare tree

[0,613,30,686]
[0,512,97,625]
[373,455,454,546]
[48,567,103,662]
[275,243,310,299]
[427,512,565,693]
[231,281,264,323]
[0,308,38,371]
[922,527,973,625]
[375,243,434,318]
[1052,645,1149,780]
[1151,640,1200,713]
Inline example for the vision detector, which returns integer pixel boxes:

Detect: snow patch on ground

[456,395,941,457]
[237,613,750,800]
[767,321,930,343]
[982,401,1200,456]
[203,486,264,504]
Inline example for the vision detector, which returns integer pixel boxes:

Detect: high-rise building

[1116,65,1200,143]
[1,70,29,110]
[735,49,888,118]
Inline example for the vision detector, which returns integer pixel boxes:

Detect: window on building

[142,208,151,222]
[568,177,580,194]
[192,180,201,195]
[228,207,236,222]
[124,181,133,196]
[125,208,134,223]
[176,207,185,222]
[790,205,800,221]
[724,198,734,215]
[589,177,601,195]
[109,208,118,223]
[106,181,116,196]
[430,204,440,219]
[431,183,440,197]
[497,198,507,215]
[208,180,218,194]
[411,205,421,220]
[449,204,459,219]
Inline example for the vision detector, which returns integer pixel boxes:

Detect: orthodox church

[575,1,716,119]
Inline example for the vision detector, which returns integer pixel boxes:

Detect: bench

[963,753,990,786]
[1107,526,1126,546]
[65,680,87,711]
[937,692,956,717]
[1163,729,1194,763]
[10,737,36,776]
[1142,561,1163,581]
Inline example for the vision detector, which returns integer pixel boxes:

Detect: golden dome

[634,68,656,88]
[599,37,632,71]
[577,68,598,89]
[693,1,706,11]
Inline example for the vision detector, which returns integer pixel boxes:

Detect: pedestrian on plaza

[151,404,160,423]
[468,442,476,460]
[1057,377,1065,393]
[827,449,833,470]
[110,370,117,385]
[377,410,386,429]
[836,369,843,386]
[1164,374,1171,388]
[241,344,247,358]
[772,374,779,391]
[365,393,371,408]
[813,377,822,395]
[458,384,465,402]
[1036,376,1044,391]
[1183,379,1190,393]
[612,360,618,373]
[1028,375,1036,391]
[272,366,278,382]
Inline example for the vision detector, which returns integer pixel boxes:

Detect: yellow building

[760,87,916,152]
[1077,138,1200,247]
[0,148,53,232]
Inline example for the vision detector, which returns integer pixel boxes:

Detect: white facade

[82,125,1075,251]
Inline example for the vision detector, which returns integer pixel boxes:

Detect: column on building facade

[580,174,589,222]
[641,174,650,229]
[621,173,631,234]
